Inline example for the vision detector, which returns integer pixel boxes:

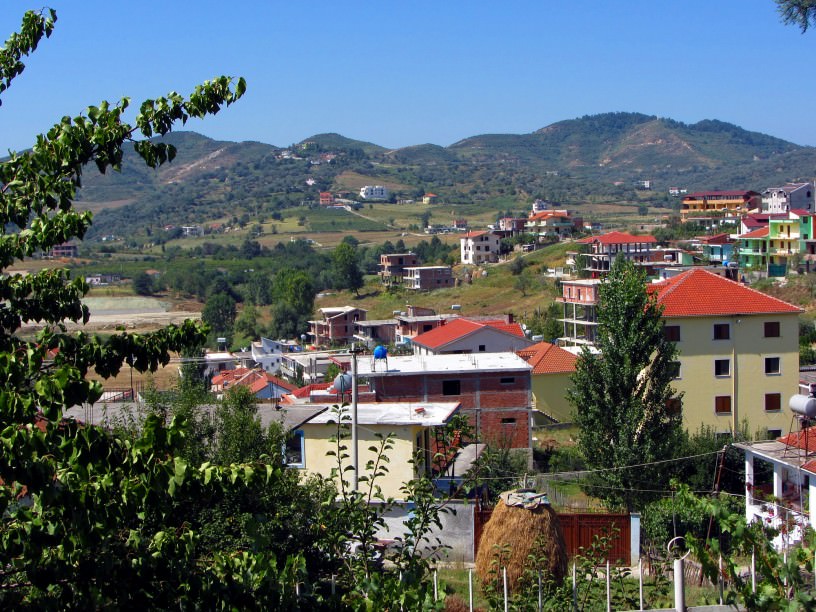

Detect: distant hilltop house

[575,232,657,278]
[403,266,454,291]
[680,190,761,222]
[319,191,335,206]
[531,199,560,214]
[359,185,389,200]
[525,210,581,241]
[422,193,438,205]
[379,252,419,286]
[668,187,688,197]
[762,182,814,214]
[181,225,204,237]
[460,231,501,265]
[308,306,367,346]
[45,242,78,259]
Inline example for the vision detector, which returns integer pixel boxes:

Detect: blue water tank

[373,345,388,360]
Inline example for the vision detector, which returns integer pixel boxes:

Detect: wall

[378,501,476,563]
[301,423,422,500]
[670,313,799,435]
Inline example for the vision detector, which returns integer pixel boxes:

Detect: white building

[460,231,501,265]
[762,182,814,214]
[250,337,300,374]
[359,185,390,200]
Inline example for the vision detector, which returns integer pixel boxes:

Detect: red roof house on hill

[411,317,533,356]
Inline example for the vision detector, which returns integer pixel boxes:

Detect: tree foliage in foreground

[776,0,816,31]
[568,256,684,512]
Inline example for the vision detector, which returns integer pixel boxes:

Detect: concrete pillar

[630,513,641,567]
[745,452,754,522]
[810,479,816,528]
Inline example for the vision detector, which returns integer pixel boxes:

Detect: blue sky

[1,1,815,152]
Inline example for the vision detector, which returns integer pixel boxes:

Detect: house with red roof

[460,231,501,265]
[516,342,578,423]
[210,367,297,402]
[650,268,802,434]
[577,231,657,278]
[525,210,578,240]
[410,317,533,356]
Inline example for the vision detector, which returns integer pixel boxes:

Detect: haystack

[475,490,567,591]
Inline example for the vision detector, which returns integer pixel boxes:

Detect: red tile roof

[516,342,577,374]
[577,231,657,245]
[683,190,758,198]
[463,230,489,238]
[411,318,526,350]
[778,428,816,452]
[738,227,768,239]
[649,268,802,317]
[790,209,815,217]
[696,233,732,244]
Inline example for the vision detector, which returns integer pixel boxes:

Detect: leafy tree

[568,256,684,511]
[202,291,237,337]
[132,270,154,295]
[273,267,315,316]
[331,241,364,295]
[0,10,322,608]
[776,0,816,31]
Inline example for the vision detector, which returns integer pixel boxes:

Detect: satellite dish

[334,373,353,393]
[373,345,388,360]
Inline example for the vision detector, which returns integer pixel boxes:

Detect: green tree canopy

[201,291,237,337]
[331,241,364,295]
[568,256,684,512]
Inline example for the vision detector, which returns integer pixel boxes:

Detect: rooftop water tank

[790,394,816,418]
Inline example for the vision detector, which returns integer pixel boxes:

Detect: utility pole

[351,343,359,491]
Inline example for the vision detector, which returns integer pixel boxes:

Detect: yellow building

[516,341,578,423]
[680,190,761,221]
[296,402,460,500]
[650,269,802,436]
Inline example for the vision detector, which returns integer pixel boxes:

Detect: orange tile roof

[577,231,657,245]
[516,342,578,374]
[649,268,802,317]
[411,318,526,349]
[778,428,816,452]
[463,230,488,238]
[738,227,768,239]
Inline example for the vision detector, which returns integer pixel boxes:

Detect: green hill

[76,113,816,242]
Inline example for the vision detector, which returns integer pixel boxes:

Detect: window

[765,393,782,412]
[501,418,517,425]
[714,359,731,377]
[666,398,682,415]
[668,361,681,379]
[764,321,780,338]
[764,357,781,375]
[767,429,782,440]
[285,430,305,468]
[664,325,681,342]
[500,377,516,385]
[478,345,486,352]
[713,323,730,340]
[442,380,461,396]
[715,396,732,414]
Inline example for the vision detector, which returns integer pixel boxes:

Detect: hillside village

[65,178,816,572]
[10,4,816,607]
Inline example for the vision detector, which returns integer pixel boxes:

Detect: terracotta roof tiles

[649,268,802,317]
[516,342,577,374]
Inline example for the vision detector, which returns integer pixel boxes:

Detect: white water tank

[790,394,816,418]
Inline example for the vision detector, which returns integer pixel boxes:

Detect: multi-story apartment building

[577,232,657,278]
[556,279,602,349]
[762,182,814,214]
[308,306,367,346]
[359,185,389,200]
[357,353,534,451]
[650,268,801,435]
[460,231,501,265]
[525,210,577,240]
[680,190,761,221]
[393,306,459,344]
[378,252,418,285]
[403,266,454,291]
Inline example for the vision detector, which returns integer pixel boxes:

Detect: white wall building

[762,182,814,214]
[460,231,501,265]
[359,185,390,200]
